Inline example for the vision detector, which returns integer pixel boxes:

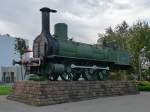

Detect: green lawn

[0,86,12,95]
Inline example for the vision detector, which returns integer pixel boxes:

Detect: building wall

[0,34,28,82]
[0,66,25,83]
[0,34,20,66]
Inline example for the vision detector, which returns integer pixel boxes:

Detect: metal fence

[0,83,13,88]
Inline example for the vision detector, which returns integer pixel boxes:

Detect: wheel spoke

[101,70,109,80]
[60,72,73,81]
[82,69,93,81]
[72,69,81,81]
[49,73,59,81]
[92,70,100,80]
[98,70,110,80]
[60,72,67,80]
[68,73,73,80]
[98,72,104,80]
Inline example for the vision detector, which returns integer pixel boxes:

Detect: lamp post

[139,53,142,80]
[139,48,145,80]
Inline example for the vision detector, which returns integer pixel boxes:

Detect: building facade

[0,66,25,83]
[0,34,28,82]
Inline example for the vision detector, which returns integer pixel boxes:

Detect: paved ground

[0,92,150,112]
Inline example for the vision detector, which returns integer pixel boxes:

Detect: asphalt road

[0,92,150,112]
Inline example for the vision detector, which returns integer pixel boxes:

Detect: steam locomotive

[14,7,131,81]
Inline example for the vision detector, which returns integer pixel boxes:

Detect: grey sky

[0,0,150,46]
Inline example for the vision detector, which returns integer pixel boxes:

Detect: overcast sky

[0,0,150,46]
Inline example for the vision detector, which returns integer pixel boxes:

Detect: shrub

[137,81,150,91]
[28,74,47,81]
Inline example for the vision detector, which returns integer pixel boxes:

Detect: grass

[0,86,12,95]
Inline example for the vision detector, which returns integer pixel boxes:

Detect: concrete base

[7,81,139,106]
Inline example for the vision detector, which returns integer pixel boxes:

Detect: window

[11,72,14,82]
[2,72,6,82]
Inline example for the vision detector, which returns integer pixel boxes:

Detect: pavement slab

[0,92,150,112]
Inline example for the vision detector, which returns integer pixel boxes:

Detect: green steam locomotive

[19,7,131,81]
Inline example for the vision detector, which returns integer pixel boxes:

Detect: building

[0,34,28,82]
[0,66,25,83]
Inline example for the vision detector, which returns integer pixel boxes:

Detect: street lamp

[139,48,145,80]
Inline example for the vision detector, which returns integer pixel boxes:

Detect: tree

[14,38,27,57]
[98,21,129,50]
[127,21,150,79]
[144,32,150,60]
[14,38,27,80]
[97,20,150,80]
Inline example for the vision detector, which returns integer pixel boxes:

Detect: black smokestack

[40,7,57,34]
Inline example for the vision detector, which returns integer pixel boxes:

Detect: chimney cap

[40,7,57,13]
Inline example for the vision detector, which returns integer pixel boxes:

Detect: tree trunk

[21,65,23,80]
[20,56,24,80]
